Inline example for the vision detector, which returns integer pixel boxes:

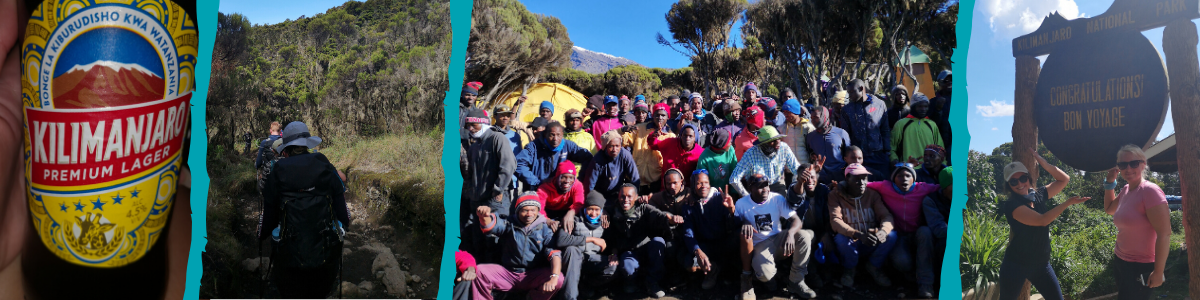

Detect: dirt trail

[201,169,443,299]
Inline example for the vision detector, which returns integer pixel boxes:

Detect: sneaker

[788,280,817,299]
[647,282,665,298]
[917,284,934,298]
[864,264,891,287]
[623,279,637,294]
[701,265,721,290]
[740,273,756,300]
[840,267,855,288]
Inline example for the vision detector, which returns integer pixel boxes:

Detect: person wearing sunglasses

[1102,145,1171,299]
[997,147,1089,300]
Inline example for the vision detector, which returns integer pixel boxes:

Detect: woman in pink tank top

[1103,144,1171,300]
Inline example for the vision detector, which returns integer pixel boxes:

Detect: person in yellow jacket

[564,109,597,173]
[890,93,943,165]
[623,103,675,194]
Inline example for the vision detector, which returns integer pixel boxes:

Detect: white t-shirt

[734,192,796,245]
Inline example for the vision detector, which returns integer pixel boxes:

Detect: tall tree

[658,0,747,96]
[466,0,573,108]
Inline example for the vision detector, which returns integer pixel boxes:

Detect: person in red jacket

[537,160,586,233]
[650,124,704,182]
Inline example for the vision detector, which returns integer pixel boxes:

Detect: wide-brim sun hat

[754,125,786,145]
[275,121,323,152]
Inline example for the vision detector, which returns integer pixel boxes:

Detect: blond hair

[1116,144,1150,178]
[270,121,282,131]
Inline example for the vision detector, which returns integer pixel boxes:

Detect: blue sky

[968,0,1178,153]
[219,0,730,69]
[218,0,361,25]
[519,0,742,69]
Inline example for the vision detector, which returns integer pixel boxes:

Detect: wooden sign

[1034,32,1169,172]
[1012,0,1200,57]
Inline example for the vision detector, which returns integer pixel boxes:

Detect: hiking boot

[840,267,855,288]
[740,273,756,300]
[623,279,637,294]
[701,265,721,290]
[647,282,665,298]
[789,280,817,299]
[917,284,934,298]
[864,264,891,287]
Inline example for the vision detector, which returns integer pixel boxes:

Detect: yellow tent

[502,83,590,123]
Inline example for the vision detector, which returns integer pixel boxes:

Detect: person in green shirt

[696,128,738,195]
[890,93,943,164]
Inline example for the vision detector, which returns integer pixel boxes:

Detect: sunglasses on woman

[1008,174,1031,187]
[1117,160,1144,170]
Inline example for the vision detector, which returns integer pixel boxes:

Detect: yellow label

[20,0,197,268]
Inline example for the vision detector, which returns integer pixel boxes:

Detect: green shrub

[960,209,1008,290]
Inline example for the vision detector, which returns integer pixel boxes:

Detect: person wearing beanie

[632,102,650,124]
[471,192,564,300]
[668,93,711,147]
[607,184,684,298]
[563,108,598,161]
[556,190,616,300]
[623,103,675,194]
[866,161,940,297]
[742,82,760,106]
[839,79,892,178]
[890,92,943,165]
[829,90,849,129]
[729,126,800,196]
[733,106,767,160]
[464,108,517,221]
[585,130,641,203]
[780,98,816,166]
[827,163,896,290]
[678,170,736,290]
[589,95,625,149]
[649,124,705,181]
[758,97,786,129]
[733,173,816,300]
[887,85,911,129]
[715,100,745,141]
[537,160,586,227]
[515,122,594,190]
[460,83,482,142]
[696,128,739,191]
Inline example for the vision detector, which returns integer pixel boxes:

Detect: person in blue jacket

[470,192,565,300]
[516,122,593,191]
[584,130,641,203]
[678,170,736,291]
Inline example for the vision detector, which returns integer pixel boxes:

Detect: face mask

[586,214,601,225]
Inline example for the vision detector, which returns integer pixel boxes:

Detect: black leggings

[997,259,1063,300]
[1114,256,1155,300]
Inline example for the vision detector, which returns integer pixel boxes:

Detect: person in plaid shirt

[729,126,800,196]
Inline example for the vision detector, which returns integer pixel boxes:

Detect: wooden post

[1163,19,1200,299]
[1012,55,1041,300]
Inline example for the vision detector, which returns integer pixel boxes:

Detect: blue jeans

[998,259,1063,300]
[833,231,897,268]
[620,237,666,285]
[889,227,936,285]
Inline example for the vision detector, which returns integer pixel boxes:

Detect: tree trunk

[1012,54,1041,300]
[1163,19,1200,299]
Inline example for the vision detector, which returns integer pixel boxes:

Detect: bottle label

[21,0,197,268]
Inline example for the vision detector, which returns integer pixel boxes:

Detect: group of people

[455,72,955,300]
[996,145,1172,300]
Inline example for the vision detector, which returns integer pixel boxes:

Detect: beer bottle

[19,0,197,298]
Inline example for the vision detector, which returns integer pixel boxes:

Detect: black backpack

[276,188,342,270]
[256,139,279,194]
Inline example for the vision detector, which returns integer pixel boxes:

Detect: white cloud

[992,127,999,130]
[981,0,1084,40]
[977,100,1015,117]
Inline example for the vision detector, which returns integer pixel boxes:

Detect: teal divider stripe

[942,0,974,299]
[439,0,471,299]
[184,0,217,299]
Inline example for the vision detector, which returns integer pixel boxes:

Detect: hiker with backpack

[258,121,349,298]
[470,192,565,300]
